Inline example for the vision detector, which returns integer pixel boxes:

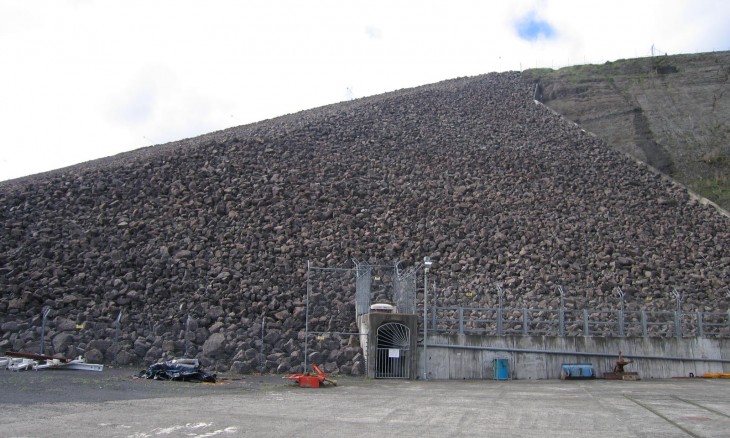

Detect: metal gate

[375,322,411,379]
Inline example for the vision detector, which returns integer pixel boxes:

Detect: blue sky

[1,0,729,181]
[516,12,556,41]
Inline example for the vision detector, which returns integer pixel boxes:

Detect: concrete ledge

[421,334,729,379]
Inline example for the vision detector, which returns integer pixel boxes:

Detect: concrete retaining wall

[420,334,730,380]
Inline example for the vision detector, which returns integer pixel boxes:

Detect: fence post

[616,287,625,337]
[458,307,464,335]
[304,261,313,373]
[583,309,590,336]
[673,287,682,338]
[641,311,648,337]
[497,307,503,336]
[113,310,122,364]
[39,307,50,355]
[260,315,266,374]
[674,311,682,338]
[558,286,565,337]
[522,308,529,336]
[618,310,625,337]
[184,314,191,357]
[697,311,704,338]
[496,283,504,336]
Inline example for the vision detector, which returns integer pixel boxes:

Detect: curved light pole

[616,287,625,337]
[423,256,433,380]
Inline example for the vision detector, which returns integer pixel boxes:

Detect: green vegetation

[689,177,730,209]
[523,51,730,212]
[525,54,683,86]
[521,68,553,83]
[702,149,729,166]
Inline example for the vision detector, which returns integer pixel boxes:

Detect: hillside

[1,72,728,374]
[523,51,730,210]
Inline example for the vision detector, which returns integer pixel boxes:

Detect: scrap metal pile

[284,363,337,388]
[1,351,103,371]
[136,358,217,383]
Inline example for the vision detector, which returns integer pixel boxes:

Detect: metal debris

[3,351,103,372]
[136,359,216,383]
[284,363,337,388]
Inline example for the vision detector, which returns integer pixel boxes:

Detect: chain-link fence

[353,260,419,316]
[305,260,419,372]
[10,274,727,376]
[420,282,730,338]
[425,306,730,338]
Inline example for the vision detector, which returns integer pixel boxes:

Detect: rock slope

[523,51,730,211]
[1,72,728,373]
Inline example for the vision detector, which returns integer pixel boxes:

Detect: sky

[1,0,729,181]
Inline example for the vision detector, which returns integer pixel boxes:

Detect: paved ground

[1,367,729,437]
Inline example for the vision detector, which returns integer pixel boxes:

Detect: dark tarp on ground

[137,361,217,383]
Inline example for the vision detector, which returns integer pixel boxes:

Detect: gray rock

[1,321,19,332]
[351,361,364,376]
[162,340,176,352]
[230,360,252,374]
[202,332,226,357]
[115,350,136,366]
[307,351,322,364]
[207,306,225,320]
[52,333,75,354]
[56,318,77,332]
[208,321,225,333]
[133,339,150,358]
[323,362,339,374]
[144,346,163,363]
[7,298,26,310]
[88,339,112,353]
[174,250,193,260]
[84,348,104,364]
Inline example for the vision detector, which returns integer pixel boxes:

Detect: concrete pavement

[1,372,729,437]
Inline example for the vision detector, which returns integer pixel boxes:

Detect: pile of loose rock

[1,72,728,374]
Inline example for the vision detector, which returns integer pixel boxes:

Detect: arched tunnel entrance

[375,322,411,378]
[362,313,418,379]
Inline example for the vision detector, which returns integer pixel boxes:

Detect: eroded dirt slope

[524,51,730,210]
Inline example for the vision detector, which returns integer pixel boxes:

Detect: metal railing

[425,306,730,338]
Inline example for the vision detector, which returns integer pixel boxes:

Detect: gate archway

[375,322,411,378]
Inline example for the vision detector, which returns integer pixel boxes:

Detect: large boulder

[52,333,75,355]
[202,332,226,358]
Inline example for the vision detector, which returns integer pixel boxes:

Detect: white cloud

[1,0,729,181]
[365,26,383,40]
[108,79,158,126]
